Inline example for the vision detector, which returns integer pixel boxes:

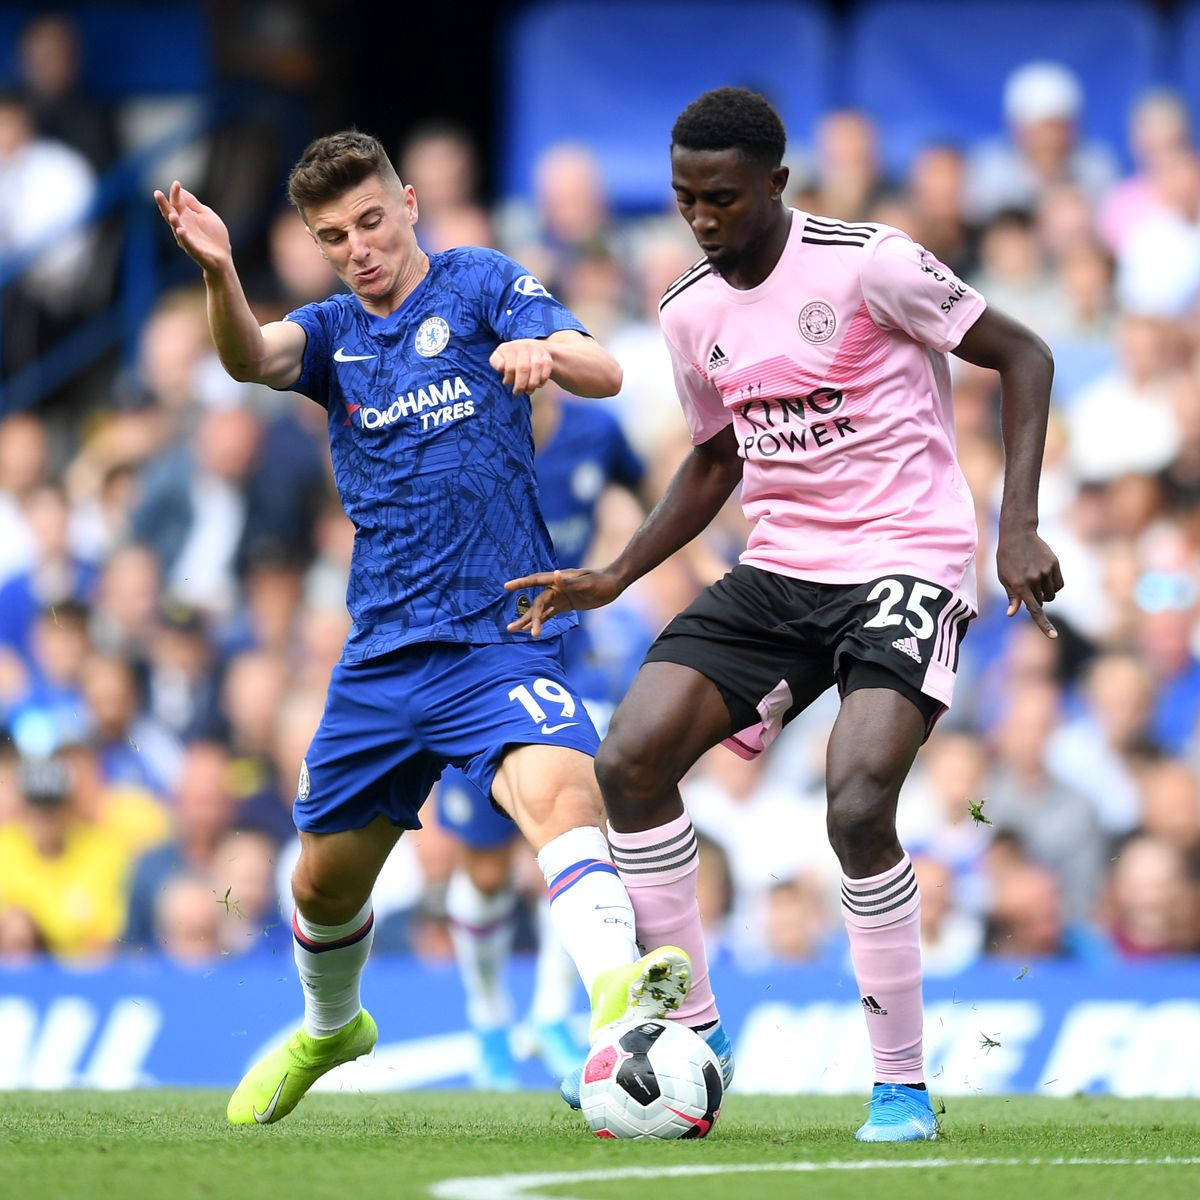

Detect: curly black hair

[671,87,787,167]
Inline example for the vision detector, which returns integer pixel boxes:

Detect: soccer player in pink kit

[508,88,1063,1141]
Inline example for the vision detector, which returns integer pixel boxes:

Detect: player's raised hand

[996,528,1064,638]
[153,180,233,274]
[504,567,622,637]
[490,339,555,396]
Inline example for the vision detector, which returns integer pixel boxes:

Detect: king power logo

[0,996,161,1087]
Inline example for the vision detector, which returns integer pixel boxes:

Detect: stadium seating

[846,0,1165,175]
[498,0,836,211]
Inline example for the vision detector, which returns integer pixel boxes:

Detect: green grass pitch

[3,1091,1198,1200]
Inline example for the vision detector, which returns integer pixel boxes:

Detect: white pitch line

[429,1157,1200,1200]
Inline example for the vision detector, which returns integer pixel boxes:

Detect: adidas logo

[861,995,888,1016]
[707,343,729,371]
[892,635,922,663]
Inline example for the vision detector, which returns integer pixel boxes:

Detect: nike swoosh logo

[540,721,578,735]
[253,1074,288,1123]
[333,347,377,362]
[665,1104,711,1136]
[593,904,627,911]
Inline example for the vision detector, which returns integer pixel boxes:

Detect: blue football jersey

[284,248,586,661]
[535,400,643,570]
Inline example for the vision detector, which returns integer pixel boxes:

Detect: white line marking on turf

[430,1158,1200,1200]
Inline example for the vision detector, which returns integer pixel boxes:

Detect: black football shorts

[642,564,974,754]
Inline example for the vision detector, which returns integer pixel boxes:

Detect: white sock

[536,825,639,996]
[445,869,517,1032]
[292,900,374,1037]
[530,896,580,1026]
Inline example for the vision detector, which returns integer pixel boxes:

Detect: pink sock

[841,854,924,1085]
[607,812,719,1027]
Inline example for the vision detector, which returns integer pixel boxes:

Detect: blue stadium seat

[1177,3,1200,135]
[846,0,1165,177]
[0,4,210,96]
[499,0,835,211]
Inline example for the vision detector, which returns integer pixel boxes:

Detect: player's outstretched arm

[505,425,742,636]
[489,330,622,398]
[153,180,305,389]
[954,306,1064,638]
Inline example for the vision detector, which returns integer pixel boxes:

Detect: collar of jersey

[710,209,799,305]
[359,252,438,328]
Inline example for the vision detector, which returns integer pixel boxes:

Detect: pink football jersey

[659,211,986,609]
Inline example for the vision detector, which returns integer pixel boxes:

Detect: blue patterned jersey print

[284,247,586,661]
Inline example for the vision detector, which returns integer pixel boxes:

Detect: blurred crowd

[1,41,1200,975]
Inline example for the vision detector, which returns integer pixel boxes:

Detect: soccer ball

[579,1018,723,1140]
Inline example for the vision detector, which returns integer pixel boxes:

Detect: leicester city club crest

[799,300,837,344]
[415,316,451,357]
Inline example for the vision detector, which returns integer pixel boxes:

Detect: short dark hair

[671,87,787,167]
[287,129,401,216]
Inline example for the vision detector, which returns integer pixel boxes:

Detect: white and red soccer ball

[579,1018,723,1140]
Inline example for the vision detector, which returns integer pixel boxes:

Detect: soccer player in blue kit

[154,130,691,1124]
[437,382,645,1089]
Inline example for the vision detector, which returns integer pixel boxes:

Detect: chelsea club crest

[415,315,451,357]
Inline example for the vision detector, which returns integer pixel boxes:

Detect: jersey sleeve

[482,251,588,342]
[660,321,731,444]
[860,233,986,352]
[280,299,337,404]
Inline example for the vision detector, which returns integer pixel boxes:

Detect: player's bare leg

[491,744,691,1037]
[825,684,937,1142]
[227,815,399,1125]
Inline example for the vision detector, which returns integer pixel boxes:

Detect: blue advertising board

[2,956,1198,1096]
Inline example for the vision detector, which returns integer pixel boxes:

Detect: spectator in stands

[985,679,1106,920]
[123,740,238,951]
[1048,650,1152,830]
[153,875,221,965]
[78,652,181,795]
[969,208,1064,340]
[0,483,97,666]
[1104,833,1200,956]
[0,413,51,583]
[1066,314,1182,480]
[218,649,293,841]
[1137,759,1200,858]
[16,12,117,173]
[912,855,984,976]
[0,753,134,958]
[144,600,221,743]
[964,60,1118,223]
[0,903,44,960]
[1100,89,1194,254]
[246,206,340,316]
[0,89,97,376]
[211,828,285,957]
[763,872,833,963]
[132,402,264,617]
[88,543,162,662]
[808,109,891,224]
[905,143,978,277]
[983,859,1109,961]
[1116,148,1200,319]
[399,121,493,254]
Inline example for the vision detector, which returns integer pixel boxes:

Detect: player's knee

[825,761,900,855]
[291,862,366,925]
[593,736,663,815]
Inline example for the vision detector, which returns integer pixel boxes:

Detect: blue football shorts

[294,637,600,835]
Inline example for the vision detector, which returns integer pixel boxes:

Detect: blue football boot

[855,1083,939,1141]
